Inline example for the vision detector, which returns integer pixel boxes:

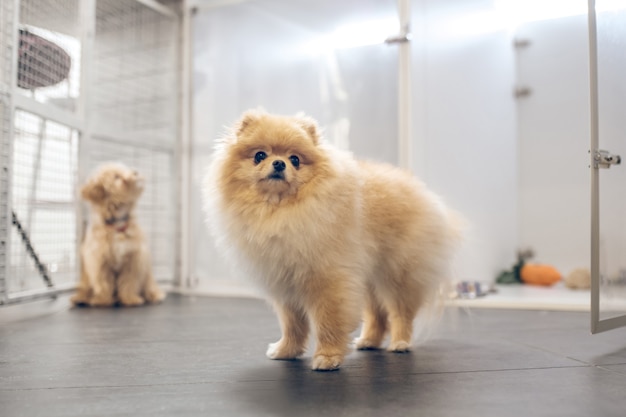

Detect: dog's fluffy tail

[413,207,467,344]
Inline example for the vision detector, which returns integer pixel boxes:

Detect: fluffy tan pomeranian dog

[204,110,463,371]
[71,162,165,307]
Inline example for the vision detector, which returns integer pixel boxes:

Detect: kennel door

[589,0,626,333]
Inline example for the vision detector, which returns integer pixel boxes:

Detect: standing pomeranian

[203,110,463,371]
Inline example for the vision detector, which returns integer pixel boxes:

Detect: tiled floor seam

[0,379,235,392]
[402,364,592,376]
[0,364,594,393]
[505,339,594,366]
[595,365,626,375]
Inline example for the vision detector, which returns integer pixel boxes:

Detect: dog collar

[104,214,130,232]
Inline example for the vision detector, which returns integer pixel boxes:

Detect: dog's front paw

[144,288,165,304]
[118,295,145,307]
[388,340,411,353]
[89,295,115,307]
[70,292,90,307]
[354,337,382,350]
[311,354,343,371]
[266,341,304,360]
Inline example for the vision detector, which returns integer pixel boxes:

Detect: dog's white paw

[311,354,342,371]
[388,340,411,353]
[266,342,284,359]
[353,337,381,350]
[266,341,302,360]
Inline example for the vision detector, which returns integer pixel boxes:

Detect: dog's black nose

[273,160,286,172]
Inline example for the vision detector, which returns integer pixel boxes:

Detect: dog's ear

[295,113,320,145]
[80,178,106,203]
[235,108,266,137]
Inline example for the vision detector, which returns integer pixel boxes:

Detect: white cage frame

[0,0,192,305]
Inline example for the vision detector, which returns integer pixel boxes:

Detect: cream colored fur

[204,110,463,371]
[71,162,165,307]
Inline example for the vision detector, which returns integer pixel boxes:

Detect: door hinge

[594,149,622,169]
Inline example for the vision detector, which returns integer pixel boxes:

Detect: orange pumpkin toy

[496,249,562,286]
[520,264,561,286]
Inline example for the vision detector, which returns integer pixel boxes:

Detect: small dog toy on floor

[564,268,591,289]
[71,163,165,307]
[496,249,561,286]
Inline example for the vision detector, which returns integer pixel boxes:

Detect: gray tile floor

[2,294,626,417]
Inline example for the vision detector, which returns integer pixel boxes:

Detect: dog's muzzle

[267,160,286,180]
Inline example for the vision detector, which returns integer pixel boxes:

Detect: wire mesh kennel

[0,0,184,305]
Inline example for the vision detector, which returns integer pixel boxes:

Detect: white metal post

[176,0,194,289]
[78,0,96,183]
[0,0,20,304]
[398,0,412,170]
[589,0,601,334]
[76,0,96,292]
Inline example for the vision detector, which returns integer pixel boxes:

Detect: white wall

[515,15,591,275]
[411,0,519,281]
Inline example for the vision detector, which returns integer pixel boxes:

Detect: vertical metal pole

[176,0,193,288]
[76,0,96,285]
[588,0,600,334]
[78,0,96,178]
[410,0,427,179]
[398,0,412,170]
[0,0,21,304]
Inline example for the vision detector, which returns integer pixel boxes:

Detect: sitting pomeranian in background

[204,110,463,371]
[71,163,165,307]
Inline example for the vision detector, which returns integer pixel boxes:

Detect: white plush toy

[564,268,591,290]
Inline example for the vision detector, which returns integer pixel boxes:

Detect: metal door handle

[594,149,622,169]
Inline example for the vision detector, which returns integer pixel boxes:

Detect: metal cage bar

[176,0,193,288]
[0,0,20,305]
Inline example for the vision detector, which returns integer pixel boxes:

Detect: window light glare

[307,18,399,54]
[441,0,626,39]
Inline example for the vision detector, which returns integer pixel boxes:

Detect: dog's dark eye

[254,151,267,164]
[289,155,300,168]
